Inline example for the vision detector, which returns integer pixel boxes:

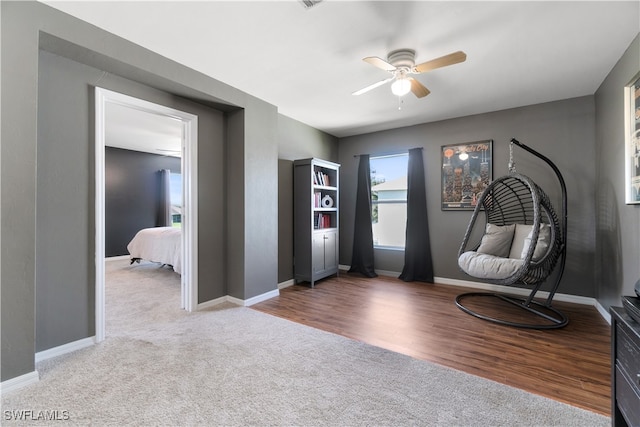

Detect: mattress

[127,226,182,274]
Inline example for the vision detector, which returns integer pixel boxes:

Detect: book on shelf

[314,170,333,187]
[315,213,332,229]
[314,191,321,208]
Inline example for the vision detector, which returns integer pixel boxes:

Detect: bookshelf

[293,158,340,287]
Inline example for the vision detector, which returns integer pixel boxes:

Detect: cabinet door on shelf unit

[323,230,338,271]
[312,233,326,274]
[312,230,338,274]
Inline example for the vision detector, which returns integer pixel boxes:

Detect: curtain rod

[353,147,422,158]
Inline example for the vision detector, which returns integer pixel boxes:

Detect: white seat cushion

[458,251,524,280]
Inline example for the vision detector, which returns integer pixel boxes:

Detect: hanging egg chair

[455,138,568,329]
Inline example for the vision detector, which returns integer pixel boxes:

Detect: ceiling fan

[353,49,466,98]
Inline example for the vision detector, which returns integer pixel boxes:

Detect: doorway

[94,87,198,342]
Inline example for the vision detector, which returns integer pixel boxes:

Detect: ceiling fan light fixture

[391,78,411,96]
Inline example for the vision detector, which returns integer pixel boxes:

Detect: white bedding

[127,227,182,274]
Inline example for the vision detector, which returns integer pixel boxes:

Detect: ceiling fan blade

[352,76,395,96]
[410,78,430,98]
[414,51,467,73]
[363,56,397,72]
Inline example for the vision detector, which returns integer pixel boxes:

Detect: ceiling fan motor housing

[387,49,416,71]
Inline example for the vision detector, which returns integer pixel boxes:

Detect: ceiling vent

[299,0,323,9]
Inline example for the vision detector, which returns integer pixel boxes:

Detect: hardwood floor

[251,272,611,416]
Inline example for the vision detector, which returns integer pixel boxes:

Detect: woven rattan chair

[456,139,568,329]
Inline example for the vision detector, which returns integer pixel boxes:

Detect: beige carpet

[1,259,608,426]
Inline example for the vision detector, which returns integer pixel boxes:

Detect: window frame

[370,152,409,250]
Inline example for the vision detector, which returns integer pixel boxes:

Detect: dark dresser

[611,307,640,427]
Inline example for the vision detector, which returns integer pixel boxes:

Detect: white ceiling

[44,1,640,139]
[106,102,183,156]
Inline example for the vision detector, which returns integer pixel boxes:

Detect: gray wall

[277,115,338,283]
[226,109,246,299]
[2,2,278,381]
[241,98,279,300]
[338,96,597,298]
[595,34,640,310]
[36,48,227,351]
[105,147,182,257]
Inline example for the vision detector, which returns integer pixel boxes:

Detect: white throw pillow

[476,223,515,258]
[508,224,534,259]
[520,224,551,261]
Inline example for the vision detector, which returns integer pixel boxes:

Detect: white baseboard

[595,300,611,324]
[278,279,295,289]
[105,255,130,262]
[242,289,280,306]
[195,285,283,310]
[0,371,39,395]
[35,336,96,364]
[225,295,245,306]
[196,295,229,311]
[225,288,280,307]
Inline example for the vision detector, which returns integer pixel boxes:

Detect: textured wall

[1,1,39,381]
[595,34,640,310]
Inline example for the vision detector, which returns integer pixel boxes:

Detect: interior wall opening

[95,87,199,342]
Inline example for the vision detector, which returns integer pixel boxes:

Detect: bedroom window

[170,172,182,227]
[370,153,408,249]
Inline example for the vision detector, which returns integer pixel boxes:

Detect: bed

[127,227,182,274]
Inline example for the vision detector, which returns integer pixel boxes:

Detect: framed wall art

[625,71,640,204]
[441,140,492,210]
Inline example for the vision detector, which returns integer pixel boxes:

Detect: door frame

[94,87,198,342]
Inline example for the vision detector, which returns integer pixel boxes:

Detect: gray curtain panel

[157,169,172,227]
[349,155,377,277]
[399,148,434,282]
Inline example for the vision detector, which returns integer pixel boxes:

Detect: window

[370,153,408,248]
[170,172,182,227]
